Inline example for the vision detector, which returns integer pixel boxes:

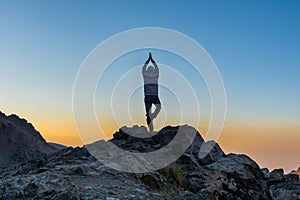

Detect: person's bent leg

[151,96,161,119]
[152,104,161,119]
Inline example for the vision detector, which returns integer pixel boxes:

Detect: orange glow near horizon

[34,116,299,173]
[217,123,300,173]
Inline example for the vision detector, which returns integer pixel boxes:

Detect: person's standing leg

[144,96,153,131]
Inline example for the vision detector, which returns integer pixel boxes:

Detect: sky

[0,1,299,172]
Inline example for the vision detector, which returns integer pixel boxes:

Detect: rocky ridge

[0,124,299,199]
[0,112,56,165]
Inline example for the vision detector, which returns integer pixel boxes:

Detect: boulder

[269,173,300,200]
[261,168,270,179]
[184,154,270,199]
[269,168,284,183]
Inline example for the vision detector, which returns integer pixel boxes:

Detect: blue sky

[0,1,299,171]
[1,1,299,124]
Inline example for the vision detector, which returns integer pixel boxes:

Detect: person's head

[146,65,155,73]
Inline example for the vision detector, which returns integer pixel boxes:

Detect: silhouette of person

[142,53,161,132]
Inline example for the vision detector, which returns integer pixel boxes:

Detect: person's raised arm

[150,54,159,77]
[142,54,151,75]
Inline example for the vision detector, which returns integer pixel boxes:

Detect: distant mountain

[48,142,67,150]
[0,111,56,165]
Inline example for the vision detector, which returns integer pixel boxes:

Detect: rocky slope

[0,112,56,165]
[0,125,299,199]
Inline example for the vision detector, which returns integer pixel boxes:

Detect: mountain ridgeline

[0,112,299,199]
[0,111,56,165]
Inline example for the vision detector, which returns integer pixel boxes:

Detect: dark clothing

[144,83,159,96]
[142,60,161,131]
[144,95,161,125]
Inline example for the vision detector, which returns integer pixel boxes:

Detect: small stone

[106,197,120,200]
[261,168,270,179]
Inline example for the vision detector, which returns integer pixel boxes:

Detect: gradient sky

[0,1,299,172]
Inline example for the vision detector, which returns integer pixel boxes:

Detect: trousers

[144,95,161,125]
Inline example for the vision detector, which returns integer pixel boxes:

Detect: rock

[184,154,270,199]
[37,167,49,174]
[196,140,224,165]
[267,170,300,200]
[120,125,151,138]
[137,172,165,190]
[4,113,44,140]
[112,129,129,140]
[0,123,298,199]
[269,168,284,183]
[0,146,163,199]
[269,173,300,200]
[3,193,16,200]
[171,191,201,200]
[285,173,299,183]
[0,111,56,166]
[106,197,120,200]
[261,168,270,179]
[290,167,300,176]
[71,166,85,175]
[24,181,38,197]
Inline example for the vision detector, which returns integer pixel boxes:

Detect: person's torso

[144,83,158,95]
[143,74,159,95]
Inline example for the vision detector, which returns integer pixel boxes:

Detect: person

[142,53,161,132]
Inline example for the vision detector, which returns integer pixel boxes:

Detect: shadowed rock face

[262,168,300,200]
[0,124,299,199]
[109,125,224,167]
[0,111,56,165]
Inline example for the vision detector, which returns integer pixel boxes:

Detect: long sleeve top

[142,62,159,96]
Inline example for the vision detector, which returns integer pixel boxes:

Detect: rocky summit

[0,124,299,199]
